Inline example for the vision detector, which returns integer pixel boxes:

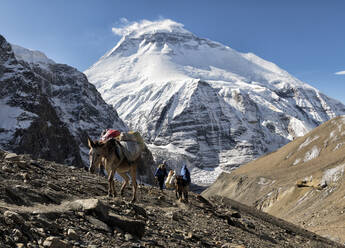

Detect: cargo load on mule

[99,129,146,162]
[165,170,176,189]
[118,131,146,162]
[100,129,121,142]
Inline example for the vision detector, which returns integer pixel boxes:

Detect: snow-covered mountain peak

[92,19,306,91]
[11,44,55,68]
[112,19,190,39]
[85,19,345,185]
[104,19,196,60]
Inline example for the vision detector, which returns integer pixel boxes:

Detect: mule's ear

[87,136,94,148]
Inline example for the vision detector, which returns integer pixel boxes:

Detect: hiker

[181,164,191,186]
[154,163,168,191]
[180,164,191,201]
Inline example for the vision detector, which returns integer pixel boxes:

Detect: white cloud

[111,18,186,37]
[112,18,132,36]
[335,71,345,75]
[120,17,129,24]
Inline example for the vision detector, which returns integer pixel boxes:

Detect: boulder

[69,199,108,221]
[3,211,24,226]
[85,216,112,233]
[43,236,71,248]
[108,213,145,238]
[67,228,79,240]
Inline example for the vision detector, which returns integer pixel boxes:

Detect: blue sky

[1,0,344,103]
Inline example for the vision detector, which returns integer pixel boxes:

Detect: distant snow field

[321,164,345,186]
[298,136,319,151]
[293,158,301,165]
[191,166,225,185]
[11,44,55,67]
[303,146,320,162]
[0,99,36,131]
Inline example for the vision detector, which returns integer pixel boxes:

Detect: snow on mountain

[11,44,55,68]
[85,19,345,185]
[0,34,127,167]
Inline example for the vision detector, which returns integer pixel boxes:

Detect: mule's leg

[129,165,138,203]
[107,179,112,197]
[118,172,129,196]
[175,182,180,199]
[111,179,116,198]
[176,188,181,200]
[108,170,116,197]
[183,187,188,203]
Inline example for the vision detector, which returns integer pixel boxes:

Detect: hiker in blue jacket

[180,164,191,186]
[154,163,168,191]
[180,164,191,202]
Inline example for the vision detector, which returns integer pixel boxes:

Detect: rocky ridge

[0,149,342,248]
[0,34,127,168]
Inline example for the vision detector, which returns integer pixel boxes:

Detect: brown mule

[88,137,138,203]
[175,175,188,203]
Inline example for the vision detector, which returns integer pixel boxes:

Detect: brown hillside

[0,149,342,247]
[203,116,345,244]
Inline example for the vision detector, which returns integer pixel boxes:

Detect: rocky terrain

[85,19,345,185]
[203,116,345,244]
[0,149,342,248]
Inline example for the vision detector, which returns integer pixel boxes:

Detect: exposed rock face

[0,34,126,168]
[85,19,345,185]
[0,149,341,248]
[202,116,345,243]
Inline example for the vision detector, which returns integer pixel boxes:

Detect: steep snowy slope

[85,19,345,185]
[0,35,127,167]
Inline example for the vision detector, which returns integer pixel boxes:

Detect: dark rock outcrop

[0,34,126,168]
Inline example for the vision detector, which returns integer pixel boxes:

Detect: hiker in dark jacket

[154,163,168,191]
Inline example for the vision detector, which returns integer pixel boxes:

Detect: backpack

[155,167,163,177]
[181,165,191,184]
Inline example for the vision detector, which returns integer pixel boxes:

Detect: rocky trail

[0,149,342,248]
